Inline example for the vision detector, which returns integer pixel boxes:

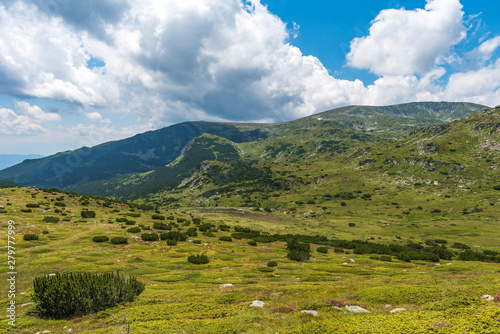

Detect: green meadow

[0,186,499,333]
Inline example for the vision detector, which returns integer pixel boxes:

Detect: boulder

[250,300,265,308]
[301,310,318,316]
[390,308,406,313]
[220,283,233,288]
[345,305,369,313]
[481,295,494,301]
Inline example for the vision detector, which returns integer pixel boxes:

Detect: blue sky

[0,0,499,155]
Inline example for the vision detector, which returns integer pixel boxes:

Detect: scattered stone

[21,302,34,307]
[482,295,494,301]
[333,306,342,310]
[446,263,452,265]
[49,273,56,276]
[349,259,355,263]
[345,305,369,313]
[384,304,392,308]
[342,263,348,265]
[301,310,318,316]
[250,300,265,308]
[390,308,406,313]
[220,283,233,288]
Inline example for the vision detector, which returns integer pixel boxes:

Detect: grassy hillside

[0,187,499,333]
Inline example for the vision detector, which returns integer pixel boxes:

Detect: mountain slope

[305,102,488,138]
[0,154,44,170]
[71,133,243,197]
[0,122,265,189]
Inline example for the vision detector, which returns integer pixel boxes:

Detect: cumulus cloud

[0,0,499,135]
[0,101,60,134]
[346,0,466,76]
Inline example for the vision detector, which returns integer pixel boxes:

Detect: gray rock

[481,294,494,301]
[390,308,406,313]
[220,283,233,288]
[250,300,265,308]
[346,305,369,313]
[301,310,318,316]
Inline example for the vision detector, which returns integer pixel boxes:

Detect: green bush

[186,227,198,237]
[152,214,165,220]
[153,222,171,230]
[219,236,232,242]
[43,216,60,223]
[127,227,141,233]
[23,234,39,241]
[20,209,32,213]
[124,220,136,226]
[141,233,160,242]
[32,272,144,319]
[187,254,209,264]
[80,210,96,218]
[493,185,500,190]
[110,237,128,245]
[166,239,177,246]
[42,230,49,234]
[316,246,328,254]
[92,236,109,243]
[159,231,187,241]
[267,261,278,267]
[192,240,202,244]
[248,240,257,246]
[286,239,310,262]
[26,203,40,208]
[348,223,356,227]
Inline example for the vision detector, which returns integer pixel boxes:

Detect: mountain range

[0,101,492,202]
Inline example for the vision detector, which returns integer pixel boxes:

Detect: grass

[0,187,499,333]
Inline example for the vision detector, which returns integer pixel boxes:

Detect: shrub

[166,239,177,246]
[348,223,356,227]
[141,233,160,242]
[258,267,275,272]
[80,210,96,218]
[267,261,278,267]
[125,220,136,226]
[110,237,128,245]
[493,185,500,190]
[434,239,448,244]
[186,227,198,237]
[42,230,49,234]
[380,255,392,262]
[26,203,40,208]
[452,242,470,250]
[23,234,39,241]
[316,246,328,254]
[20,209,32,213]
[116,218,127,222]
[187,254,209,264]
[152,214,165,220]
[192,240,202,244]
[248,240,257,246]
[159,231,187,241]
[32,272,144,319]
[127,227,141,233]
[334,248,344,253]
[153,222,171,230]
[92,236,109,243]
[340,202,347,206]
[219,236,232,242]
[43,216,60,223]
[286,239,310,262]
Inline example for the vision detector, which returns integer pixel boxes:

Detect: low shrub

[219,236,232,242]
[110,237,128,245]
[248,240,257,246]
[187,254,209,264]
[23,234,39,241]
[166,239,177,246]
[267,261,278,267]
[43,216,60,223]
[192,240,202,244]
[127,227,141,233]
[92,236,109,243]
[141,233,159,242]
[317,246,328,254]
[80,210,96,218]
[32,272,144,319]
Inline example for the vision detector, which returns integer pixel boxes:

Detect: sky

[0,0,499,155]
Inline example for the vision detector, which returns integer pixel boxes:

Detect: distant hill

[0,102,488,192]
[306,102,488,139]
[0,154,44,170]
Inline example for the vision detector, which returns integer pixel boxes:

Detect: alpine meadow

[1,0,500,333]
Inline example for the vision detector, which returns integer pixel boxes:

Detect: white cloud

[15,101,61,121]
[86,111,103,122]
[0,0,498,137]
[346,0,466,76]
[0,101,61,134]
